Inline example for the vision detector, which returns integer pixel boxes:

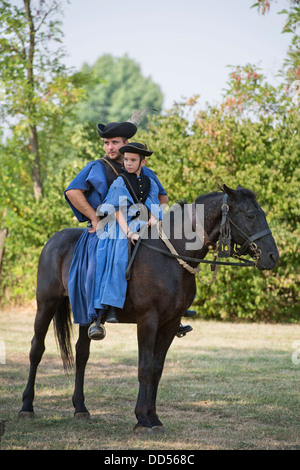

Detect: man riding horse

[65,121,195,338]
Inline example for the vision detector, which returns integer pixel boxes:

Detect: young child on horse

[88,142,163,340]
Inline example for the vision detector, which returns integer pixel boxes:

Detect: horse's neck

[170,193,223,260]
[202,193,224,243]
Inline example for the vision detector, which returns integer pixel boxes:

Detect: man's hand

[66,189,101,233]
[89,216,102,233]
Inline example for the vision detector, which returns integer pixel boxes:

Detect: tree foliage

[0,0,85,199]
[137,65,299,321]
[75,54,163,127]
[252,0,300,83]
[0,0,85,299]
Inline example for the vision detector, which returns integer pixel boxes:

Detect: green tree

[0,0,85,301]
[75,54,163,127]
[0,0,84,199]
[138,67,299,321]
[252,0,300,84]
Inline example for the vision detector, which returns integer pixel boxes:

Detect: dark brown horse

[19,185,279,432]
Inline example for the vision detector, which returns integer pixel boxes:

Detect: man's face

[103,137,127,161]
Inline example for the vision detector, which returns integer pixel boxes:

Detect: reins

[140,227,255,268]
[139,222,254,285]
[137,193,272,284]
[101,160,269,279]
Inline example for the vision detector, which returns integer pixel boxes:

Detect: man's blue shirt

[65,159,167,222]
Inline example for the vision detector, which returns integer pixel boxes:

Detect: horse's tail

[53,297,74,371]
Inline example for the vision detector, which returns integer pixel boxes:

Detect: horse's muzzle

[256,247,279,270]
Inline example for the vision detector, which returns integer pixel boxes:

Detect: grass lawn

[0,304,300,450]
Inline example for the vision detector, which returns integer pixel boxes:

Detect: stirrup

[88,317,106,340]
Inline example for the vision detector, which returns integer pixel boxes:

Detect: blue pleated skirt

[68,228,98,325]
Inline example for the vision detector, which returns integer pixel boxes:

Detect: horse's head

[222,184,279,270]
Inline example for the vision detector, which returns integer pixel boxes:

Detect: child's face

[124,153,145,174]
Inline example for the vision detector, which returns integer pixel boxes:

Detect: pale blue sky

[62,0,291,109]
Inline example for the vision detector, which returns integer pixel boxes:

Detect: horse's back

[37,228,84,300]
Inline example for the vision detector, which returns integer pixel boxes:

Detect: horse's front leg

[72,325,91,419]
[147,318,180,429]
[134,314,158,433]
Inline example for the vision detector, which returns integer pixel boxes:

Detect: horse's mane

[168,187,257,214]
[195,187,257,205]
[195,191,223,205]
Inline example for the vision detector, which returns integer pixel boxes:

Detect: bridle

[217,193,272,266]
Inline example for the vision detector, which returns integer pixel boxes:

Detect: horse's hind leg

[72,325,91,419]
[19,298,59,418]
[134,313,159,432]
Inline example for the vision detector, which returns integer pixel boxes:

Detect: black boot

[183,309,197,317]
[105,306,118,323]
[176,323,193,338]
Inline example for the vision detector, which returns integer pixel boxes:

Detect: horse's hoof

[18,411,35,420]
[133,424,153,434]
[152,425,166,433]
[74,411,90,421]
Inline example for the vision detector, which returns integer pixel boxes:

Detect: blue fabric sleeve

[144,179,163,220]
[84,161,108,196]
[141,167,167,195]
[65,161,108,222]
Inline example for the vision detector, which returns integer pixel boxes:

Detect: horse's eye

[247,213,255,220]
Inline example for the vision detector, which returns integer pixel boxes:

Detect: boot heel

[106,307,118,323]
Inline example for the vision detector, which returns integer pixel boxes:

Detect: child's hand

[127,230,140,245]
[130,232,140,245]
[148,214,158,227]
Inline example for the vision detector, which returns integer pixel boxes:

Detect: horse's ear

[236,184,243,190]
[223,184,237,199]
